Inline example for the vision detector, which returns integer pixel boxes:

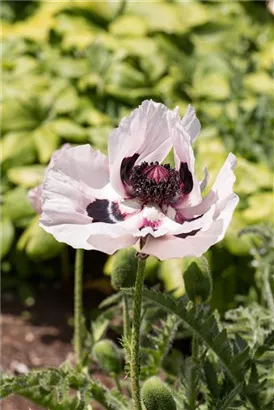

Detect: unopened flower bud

[184,256,212,303]
[92,339,122,375]
[111,248,137,290]
[141,376,177,410]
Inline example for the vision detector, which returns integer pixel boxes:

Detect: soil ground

[1,278,113,410]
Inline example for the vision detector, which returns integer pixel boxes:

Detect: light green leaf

[106,62,147,89]
[1,132,36,169]
[243,193,274,223]
[75,99,112,126]
[1,218,15,259]
[53,14,99,51]
[53,58,89,79]
[2,187,35,226]
[87,126,112,153]
[118,37,157,57]
[109,15,148,37]
[127,1,208,34]
[33,126,60,164]
[50,119,88,142]
[53,87,79,115]
[244,72,273,95]
[17,216,64,261]
[1,100,40,133]
[192,73,230,100]
[235,158,273,194]
[7,165,45,188]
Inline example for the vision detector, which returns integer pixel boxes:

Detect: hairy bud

[184,256,212,303]
[92,339,122,375]
[141,376,177,410]
[111,248,138,290]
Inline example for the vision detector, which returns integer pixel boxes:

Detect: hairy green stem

[189,335,199,410]
[130,257,146,410]
[74,248,84,365]
[123,295,130,341]
[263,265,274,311]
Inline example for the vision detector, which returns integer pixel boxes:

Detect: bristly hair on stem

[74,248,84,366]
[130,255,147,410]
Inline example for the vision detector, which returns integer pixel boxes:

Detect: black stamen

[129,162,180,205]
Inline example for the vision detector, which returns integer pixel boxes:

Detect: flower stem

[130,257,146,410]
[123,295,130,341]
[74,248,84,365]
[189,335,199,410]
[263,265,274,311]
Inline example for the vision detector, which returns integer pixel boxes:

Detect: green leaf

[141,314,180,379]
[118,38,157,58]
[53,87,79,115]
[126,1,208,34]
[0,368,118,410]
[53,14,99,51]
[1,218,15,259]
[235,158,273,194]
[243,193,274,223]
[244,72,273,95]
[33,125,60,164]
[7,165,45,188]
[2,186,35,226]
[211,383,243,410]
[192,72,230,100]
[50,119,88,142]
[17,216,64,261]
[75,99,112,127]
[1,100,40,133]
[203,360,220,399]
[87,126,112,154]
[109,15,148,37]
[1,131,36,169]
[106,62,147,89]
[53,58,89,79]
[127,289,260,409]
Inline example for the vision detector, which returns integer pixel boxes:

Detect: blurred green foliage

[1,0,273,308]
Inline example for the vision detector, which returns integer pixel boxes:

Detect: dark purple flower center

[129,161,181,204]
[120,155,194,205]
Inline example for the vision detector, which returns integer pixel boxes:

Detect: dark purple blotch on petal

[179,162,193,194]
[175,228,200,239]
[87,199,124,224]
[176,212,204,224]
[120,153,139,185]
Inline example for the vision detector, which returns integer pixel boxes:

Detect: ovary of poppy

[39,100,239,260]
